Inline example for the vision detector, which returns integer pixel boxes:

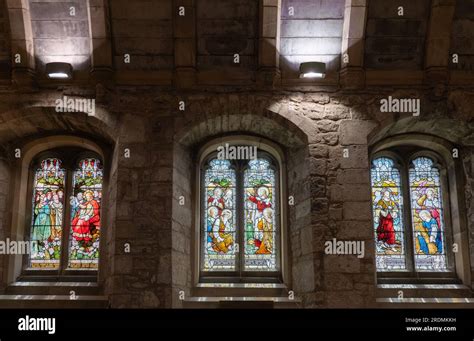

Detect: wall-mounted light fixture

[299,62,326,79]
[45,62,73,80]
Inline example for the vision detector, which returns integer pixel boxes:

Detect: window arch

[200,146,281,279]
[27,150,103,271]
[371,150,454,274]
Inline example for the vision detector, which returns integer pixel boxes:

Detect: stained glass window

[244,159,277,271]
[30,158,66,269]
[371,157,406,271]
[201,154,280,275]
[203,159,237,271]
[409,157,447,271]
[371,153,452,274]
[68,158,103,269]
[28,155,103,271]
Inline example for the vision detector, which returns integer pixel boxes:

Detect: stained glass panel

[203,159,237,271]
[371,157,406,271]
[244,159,277,271]
[409,157,447,271]
[68,158,103,269]
[30,158,66,269]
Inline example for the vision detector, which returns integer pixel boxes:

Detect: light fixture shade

[299,62,326,79]
[45,62,73,80]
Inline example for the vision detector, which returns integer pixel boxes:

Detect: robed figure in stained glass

[49,193,63,239]
[416,210,443,255]
[209,208,234,253]
[203,159,237,271]
[254,207,273,255]
[371,157,406,271]
[409,157,447,270]
[71,190,101,246]
[375,188,399,251]
[207,187,225,212]
[68,158,103,269]
[246,186,273,252]
[32,193,52,245]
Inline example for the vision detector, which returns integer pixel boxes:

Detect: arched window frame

[195,137,287,284]
[22,148,104,275]
[372,148,457,278]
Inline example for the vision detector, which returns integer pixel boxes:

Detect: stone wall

[0,156,10,292]
[450,0,474,71]
[196,0,258,72]
[280,0,344,79]
[110,0,174,72]
[365,0,431,69]
[0,0,10,81]
[29,0,91,74]
[171,142,193,308]
[0,86,472,308]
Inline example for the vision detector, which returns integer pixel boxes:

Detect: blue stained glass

[202,159,237,271]
[409,157,447,271]
[244,159,277,271]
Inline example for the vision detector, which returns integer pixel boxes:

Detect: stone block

[342,184,371,202]
[112,19,173,38]
[111,0,172,20]
[343,201,371,221]
[281,19,343,38]
[292,259,315,292]
[197,0,257,19]
[366,19,426,37]
[31,20,89,39]
[317,119,339,132]
[30,1,88,20]
[280,37,342,55]
[323,105,351,120]
[326,291,364,308]
[340,120,377,145]
[368,0,431,19]
[324,273,354,290]
[309,158,327,176]
[340,145,369,169]
[324,255,361,273]
[309,144,329,158]
[281,0,345,19]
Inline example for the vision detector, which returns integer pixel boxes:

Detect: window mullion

[402,163,416,274]
[60,168,74,273]
[237,164,245,278]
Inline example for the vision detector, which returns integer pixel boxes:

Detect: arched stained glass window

[200,150,281,278]
[371,157,405,271]
[30,158,66,269]
[27,154,103,271]
[371,152,453,275]
[409,157,447,271]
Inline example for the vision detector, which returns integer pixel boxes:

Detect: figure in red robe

[375,189,398,247]
[207,187,225,212]
[247,186,272,248]
[72,190,100,245]
[248,186,272,212]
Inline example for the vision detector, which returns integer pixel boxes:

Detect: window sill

[185,282,300,308]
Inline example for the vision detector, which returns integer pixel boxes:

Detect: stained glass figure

[244,159,277,271]
[68,158,103,269]
[30,158,66,269]
[371,157,406,271]
[409,157,447,271]
[203,159,236,271]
